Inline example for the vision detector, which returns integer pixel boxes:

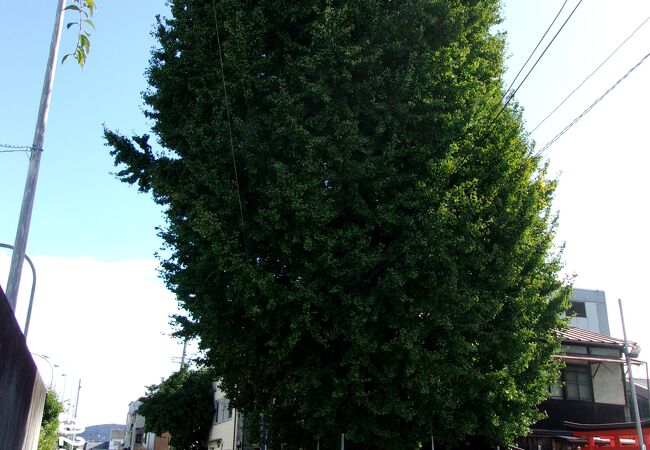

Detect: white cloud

[0,253,185,426]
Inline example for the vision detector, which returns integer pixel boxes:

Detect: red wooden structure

[566,421,650,450]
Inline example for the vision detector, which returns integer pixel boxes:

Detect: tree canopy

[105,0,570,448]
[138,368,215,450]
[38,388,63,450]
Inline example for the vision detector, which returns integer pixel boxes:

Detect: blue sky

[1,0,650,426]
[0,0,167,260]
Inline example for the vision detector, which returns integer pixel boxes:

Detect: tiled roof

[557,326,636,348]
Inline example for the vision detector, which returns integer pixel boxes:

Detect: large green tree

[105,0,570,448]
[138,368,215,450]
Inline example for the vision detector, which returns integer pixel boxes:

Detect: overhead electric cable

[493,0,584,123]
[0,143,34,152]
[211,0,248,253]
[0,143,37,155]
[468,0,569,131]
[530,15,650,134]
[534,49,650,157]
[501,0,569,106]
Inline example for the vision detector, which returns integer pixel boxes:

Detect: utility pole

[6,0,66,309]
[73,379,81,419]
[180,338,188,369]
[619,299,646,450]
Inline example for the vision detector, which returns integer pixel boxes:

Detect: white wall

[207,383,236,450]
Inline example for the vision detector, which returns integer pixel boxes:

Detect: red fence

[572,426,650,449]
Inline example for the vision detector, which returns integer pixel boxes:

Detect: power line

[0,143,35,153]
[493,0,584,124]
[211,0,248,253]
[534,49,650,157]
[501,0,569,108]
[469,0,569,133]
[531,15,650,134]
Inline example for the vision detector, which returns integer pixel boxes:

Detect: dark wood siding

[535,400,628,430]
[0,288,40,449]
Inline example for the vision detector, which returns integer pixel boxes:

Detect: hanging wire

[534,49,650,157]
[500,0,570,108]
[0,144,42,160]
[493,0,584,124]
[0,143,36,153]
[531,15,650,134]
[211,0,248,253]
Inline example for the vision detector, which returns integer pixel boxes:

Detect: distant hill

[79,424,125,442]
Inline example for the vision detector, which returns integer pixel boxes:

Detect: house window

[564,366,593,401]
[215,397,233,423]
[568,301,587,318]
[548,383,563,400]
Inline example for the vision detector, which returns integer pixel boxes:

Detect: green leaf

[61,53,71,64]
[66,22,77,29]
[79,34,90,52]
[64,4,81,12]
[84,18,95,29]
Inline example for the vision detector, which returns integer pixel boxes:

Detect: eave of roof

[557,327,636,349]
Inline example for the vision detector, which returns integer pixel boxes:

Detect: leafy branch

[62,0,96,68]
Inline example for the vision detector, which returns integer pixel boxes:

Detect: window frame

[567,301,587,318]
[214,397,233,423]
[551,364,594,402]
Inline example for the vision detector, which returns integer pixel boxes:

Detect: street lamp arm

[30,352,55,387]
[0,243,37,338]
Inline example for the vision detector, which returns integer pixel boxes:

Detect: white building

[124,401,146,450]
[568,288,610,336]
[123,400,170,450]
[207,383,244,450]
[109,429,125,450]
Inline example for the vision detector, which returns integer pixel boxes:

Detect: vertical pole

[317,438,320,450]
[22,251,36,338]
[232,411,238,450]
[431,435,435,450]
[181,338,188,368]
[261,414,267,450]
[61,374,68,411]
[619,299,646,450]
[646,361,650,421]
[341,433,345,450]
[6,0,66,309]
[0,244,38,338]
[73,379,81,418]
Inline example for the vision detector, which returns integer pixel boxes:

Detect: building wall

[570,288,610,336]
[0,288,46,450]
[207,383,237,450]
[125,401,146,449]
[592,362,626,405]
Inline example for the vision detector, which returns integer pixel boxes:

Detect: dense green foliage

[138,368,215,450]
[38,389,63,450]
[105,0,570,448]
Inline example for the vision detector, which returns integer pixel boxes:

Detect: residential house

[124,401,145,450]
[207,383,246,450]
[513,288,650,449]
[124,400,170,450]
[109,428,125,449]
